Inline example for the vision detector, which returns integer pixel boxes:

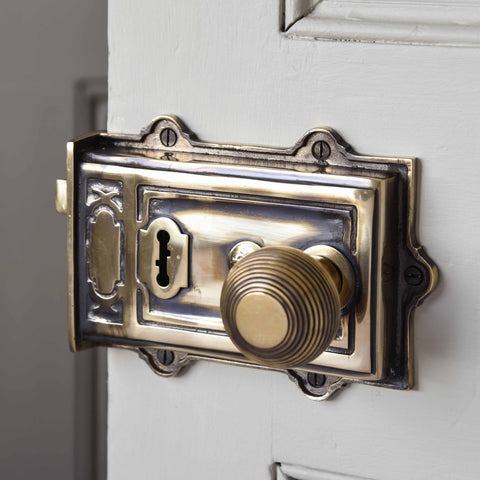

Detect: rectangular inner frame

[74,152,395,380]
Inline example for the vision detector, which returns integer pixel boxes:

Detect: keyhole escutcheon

[138,217,189,300]
[156,230,171,287]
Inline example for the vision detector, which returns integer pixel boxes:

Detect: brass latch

[56,116,437,399]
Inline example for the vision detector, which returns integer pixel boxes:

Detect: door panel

[108,350,274,477]
[108,1,480,478]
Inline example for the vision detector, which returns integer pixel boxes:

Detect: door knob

[220,246,353,369]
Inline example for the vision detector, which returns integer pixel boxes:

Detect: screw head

[307,372,326,388]
[404,266,424,286]
[157,349,175,366]
[312,141,331,162]
[160,128,177,147]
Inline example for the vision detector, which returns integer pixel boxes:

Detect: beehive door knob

[220,246,351,369]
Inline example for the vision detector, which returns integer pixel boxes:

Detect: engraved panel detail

[84,178,124,325]
[89,209,121,295]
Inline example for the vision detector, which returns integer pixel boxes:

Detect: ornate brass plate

[57,116,437,399]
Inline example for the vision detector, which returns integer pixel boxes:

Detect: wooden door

[107,1,480,478]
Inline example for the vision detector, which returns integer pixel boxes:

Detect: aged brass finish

[56,115,438,400]
[138,217,189,300]
[304,245,355,310]
[221,246,342,368]
[228,241,262,268]
[55,179,68,215]
[89,209,121,295]
[236,293,289,349]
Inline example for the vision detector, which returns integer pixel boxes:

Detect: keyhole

[156,230,171,287]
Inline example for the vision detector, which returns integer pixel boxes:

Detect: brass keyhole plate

[59,115,437,399]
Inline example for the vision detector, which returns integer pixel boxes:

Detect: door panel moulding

[282,0,480,47]
[275,463,374,480]
[283,0,322,30]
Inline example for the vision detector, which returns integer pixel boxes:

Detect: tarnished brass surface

[138,217,189,300]
[220,246,341,368]
[236,293,289,349]
[228,241,262,268]
[56,115,438,399]
[73,160,379,376]
[89,209,121,295]
[304,245,355,310]
[55,179,68,215]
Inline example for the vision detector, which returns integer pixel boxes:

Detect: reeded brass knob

[220,246,352,369]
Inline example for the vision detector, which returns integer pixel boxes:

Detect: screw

[307,372,326,388]
[157,350,175,366]
[404,266,424,286]
[312,141,331,162]
[160,128,177,147]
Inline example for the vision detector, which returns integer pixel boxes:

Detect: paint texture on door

[107,1,480,479]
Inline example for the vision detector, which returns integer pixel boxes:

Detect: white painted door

[107,1,480,479]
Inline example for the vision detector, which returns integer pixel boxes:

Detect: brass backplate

[59,115,437,399]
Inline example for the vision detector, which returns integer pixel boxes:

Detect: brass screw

[312,141,331,162]
[160,128,177,147]
[404,266,423,286]
[157,350,175,366]
[307,372,326,388]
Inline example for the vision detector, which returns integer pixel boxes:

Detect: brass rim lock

[56,115,438,400]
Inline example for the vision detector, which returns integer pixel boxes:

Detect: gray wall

[0,1,107,478]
